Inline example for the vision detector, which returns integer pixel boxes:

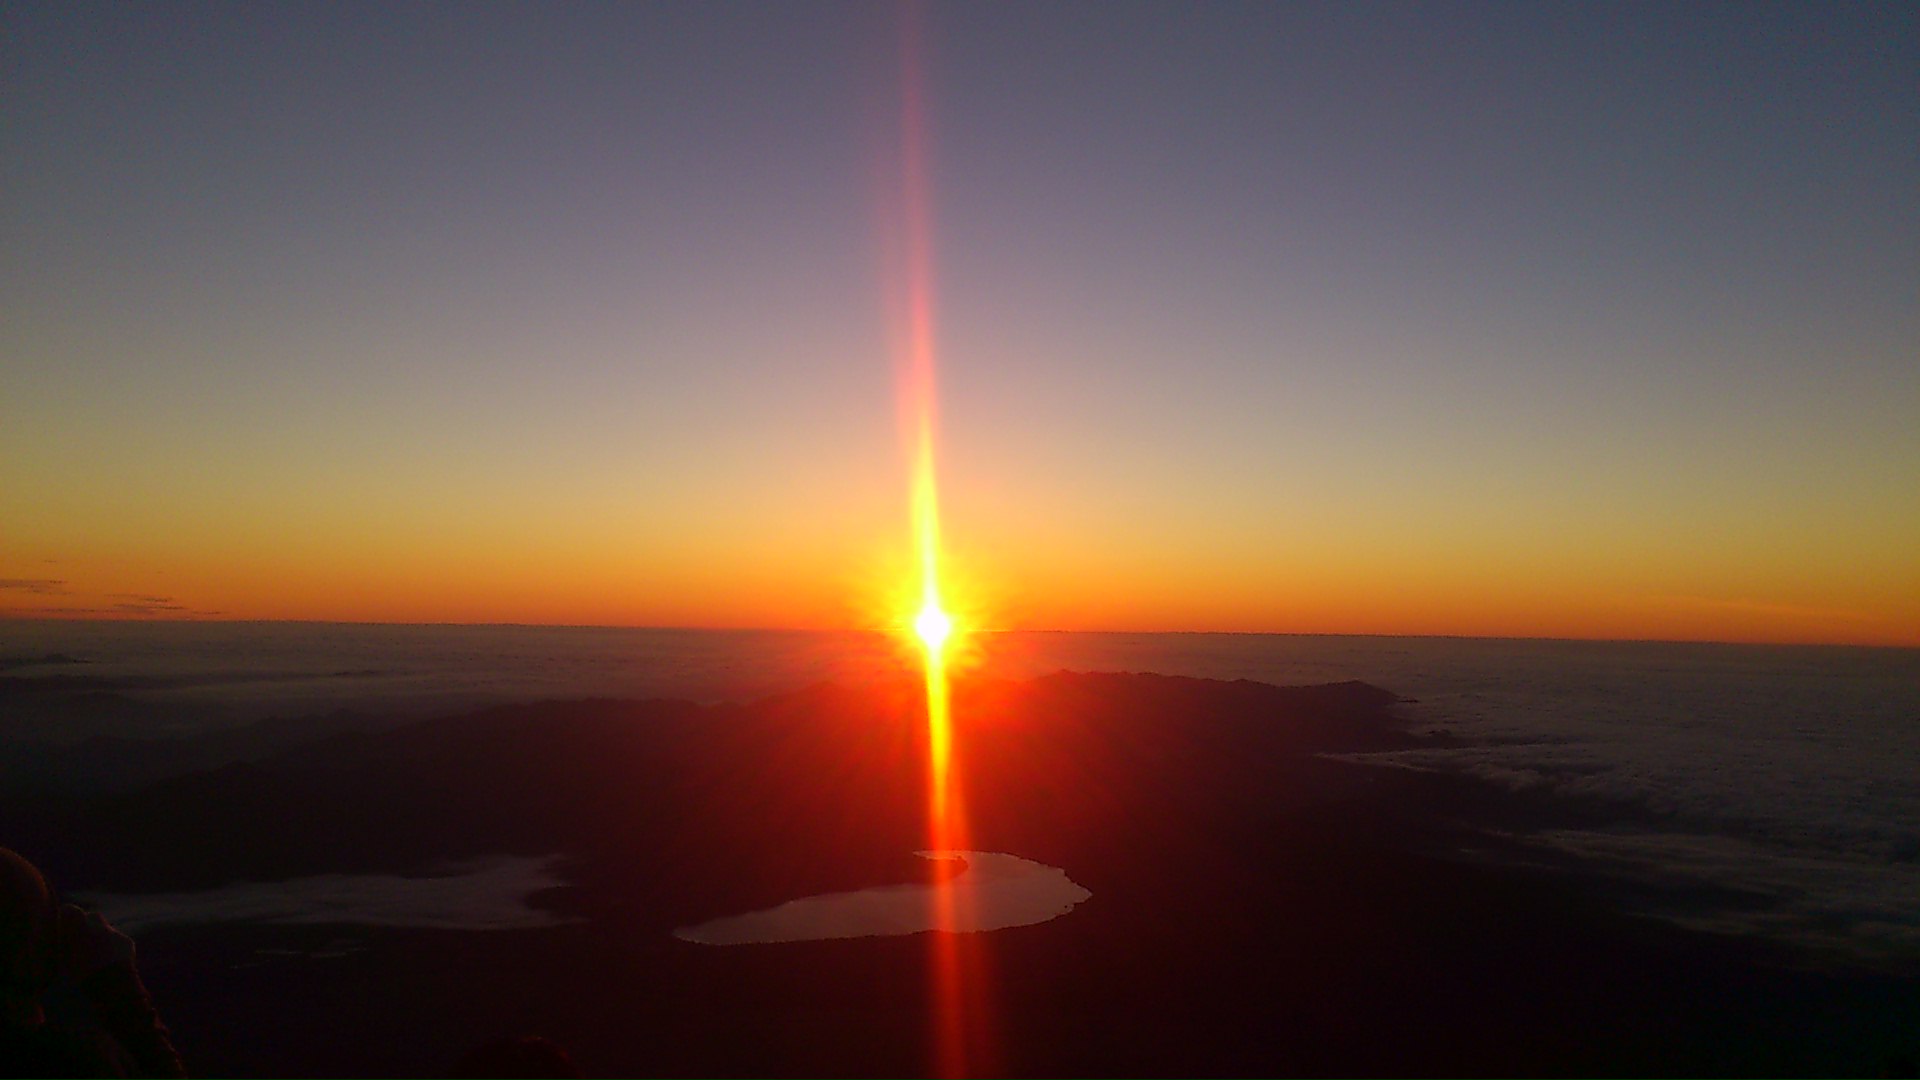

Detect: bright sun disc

[914,604,953,654]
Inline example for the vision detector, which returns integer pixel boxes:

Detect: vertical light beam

[892,9,987,1077]
[897,2,955,836]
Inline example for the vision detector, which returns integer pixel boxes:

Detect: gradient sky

[3,3,1915,644]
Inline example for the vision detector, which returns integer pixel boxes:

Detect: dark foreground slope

[6,674,1914,1076]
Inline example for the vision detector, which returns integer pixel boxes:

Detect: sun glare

[915,602,954,655]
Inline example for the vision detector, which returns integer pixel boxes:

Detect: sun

[914,601,954,655]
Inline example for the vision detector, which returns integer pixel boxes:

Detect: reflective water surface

[675,851,1092,946]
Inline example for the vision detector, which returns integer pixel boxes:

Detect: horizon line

[0,613,1913,651]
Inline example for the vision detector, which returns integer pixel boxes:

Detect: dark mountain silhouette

[6,673,1911,1076]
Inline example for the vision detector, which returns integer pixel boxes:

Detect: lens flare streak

[893,9,991,1076]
